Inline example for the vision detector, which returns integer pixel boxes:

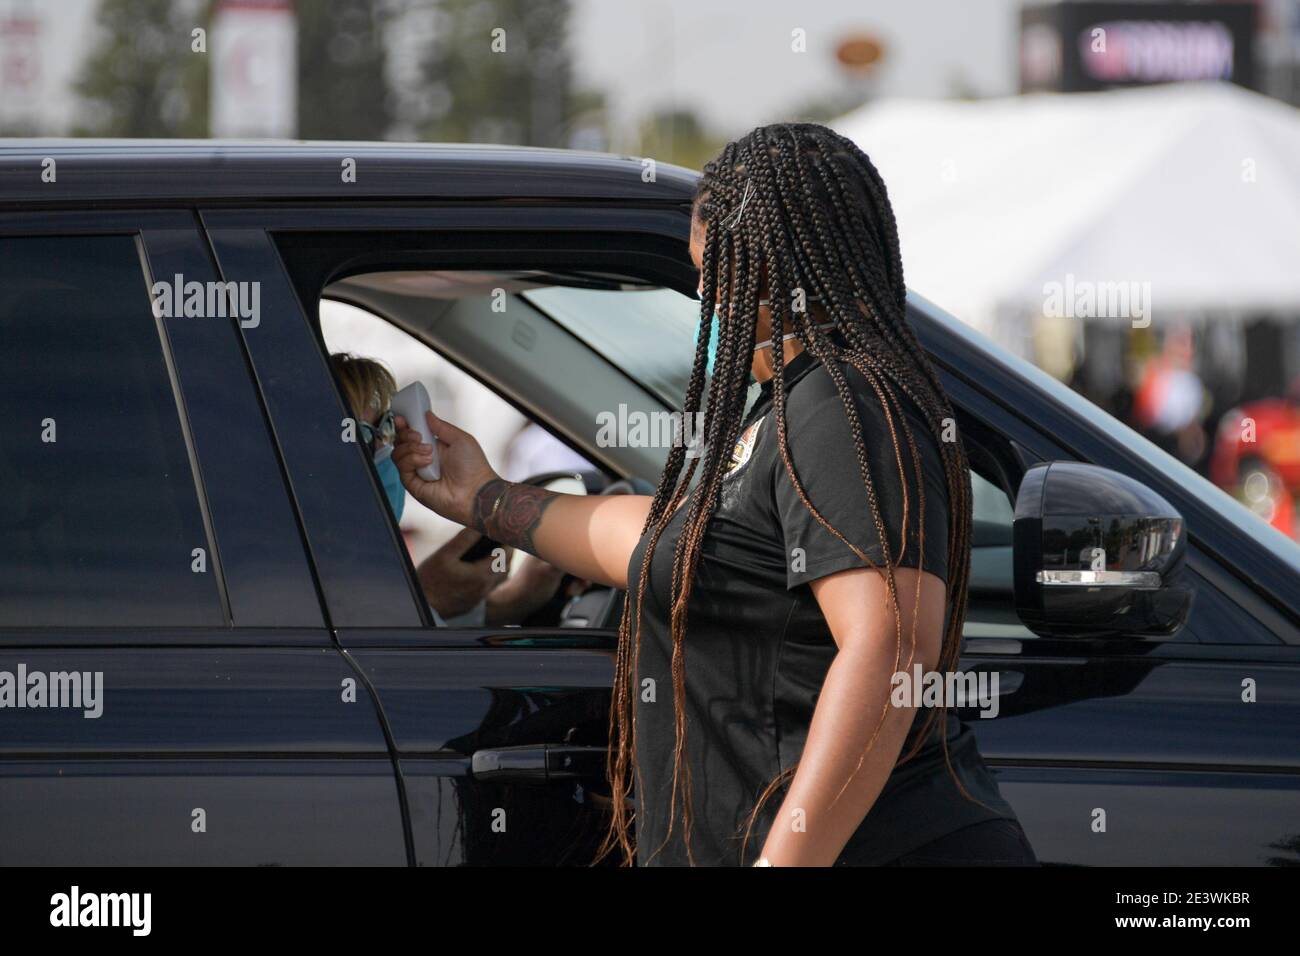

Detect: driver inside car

[330,352,563,626]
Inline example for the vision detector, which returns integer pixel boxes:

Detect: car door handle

[470,744,607,784]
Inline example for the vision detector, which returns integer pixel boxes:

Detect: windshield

[520,285,700,407]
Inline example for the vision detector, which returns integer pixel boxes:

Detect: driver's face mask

[374,453,406,522]
[360,408,405,521]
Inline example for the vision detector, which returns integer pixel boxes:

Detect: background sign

[211,0,297,138]
[1021,2,1259,93]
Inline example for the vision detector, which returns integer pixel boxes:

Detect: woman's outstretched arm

[755,565,948,866]
[392,410,652,590]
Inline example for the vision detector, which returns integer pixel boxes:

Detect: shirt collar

[755,347,820,405]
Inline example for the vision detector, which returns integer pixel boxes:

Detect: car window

[0,235,224,627]
[965,468,1036,640]
[319,297,595,571]
[520,286,700,408]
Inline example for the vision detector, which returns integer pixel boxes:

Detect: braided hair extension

[591,122,988,868]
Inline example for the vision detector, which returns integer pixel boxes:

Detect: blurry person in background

[1131,326,1211,470]
[330,352,565,624]
[1210,373,1300,539]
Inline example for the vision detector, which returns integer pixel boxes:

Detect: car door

[200,204,700,865]
[0,211,406,865]
[924,313,1300,867]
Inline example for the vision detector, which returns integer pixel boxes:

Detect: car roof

[0,140,700,207]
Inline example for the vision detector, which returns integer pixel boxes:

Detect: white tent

[833,82,1300,352]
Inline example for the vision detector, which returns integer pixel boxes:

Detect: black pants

[878,818,1039,866]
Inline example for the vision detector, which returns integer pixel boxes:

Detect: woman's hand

[397,409,655,590]
[392,410,497,527]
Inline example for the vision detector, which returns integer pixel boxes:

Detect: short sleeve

[773,364,950,589]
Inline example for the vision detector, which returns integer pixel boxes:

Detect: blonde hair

[330,352,397,421]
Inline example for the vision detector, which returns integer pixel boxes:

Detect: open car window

[520,285,701,409]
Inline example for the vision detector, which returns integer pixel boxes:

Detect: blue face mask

[373,448,405,522]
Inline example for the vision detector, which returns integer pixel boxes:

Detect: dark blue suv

[1,142,1297,866]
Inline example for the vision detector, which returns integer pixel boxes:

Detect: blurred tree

[635,108,725,172]
[298,0,393,140]
[417,0,575,147]
[73,0,211,137]
[781,89,872,126]
[562,88,610,152]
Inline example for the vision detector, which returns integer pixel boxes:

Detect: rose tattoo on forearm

[470,478,560,555]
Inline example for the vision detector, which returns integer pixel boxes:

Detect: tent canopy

[833,82,1300,338]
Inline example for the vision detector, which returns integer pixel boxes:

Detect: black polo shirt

[627,347,1018,866]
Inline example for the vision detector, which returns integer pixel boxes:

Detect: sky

[570,0,1022,147]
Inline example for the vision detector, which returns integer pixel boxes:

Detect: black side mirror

[1012,461,1193,638]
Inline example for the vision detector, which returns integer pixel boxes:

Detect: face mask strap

[753,320,837,352]
[756,295,822,307]
[704,294,823,313]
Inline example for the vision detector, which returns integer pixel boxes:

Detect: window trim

[0,210,327,640]
[201,203,696,634]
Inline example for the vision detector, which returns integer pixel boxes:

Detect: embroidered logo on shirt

[725,415,765,478]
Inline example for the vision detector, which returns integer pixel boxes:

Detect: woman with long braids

[392,122,1038,867]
